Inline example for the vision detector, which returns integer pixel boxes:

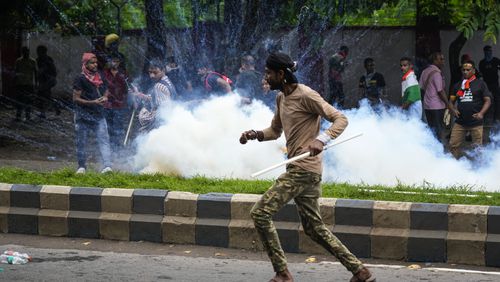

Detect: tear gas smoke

[133,96,500,191]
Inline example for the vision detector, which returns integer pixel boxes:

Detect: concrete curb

[0,183,499,267]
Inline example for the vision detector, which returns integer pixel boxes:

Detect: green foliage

[336,0,414,26]
[121,0,146,30]
[49,0,117,34]
[483,5,500,44]
[341,0,416,26]
[420,0,499,43]
[164,1,192,28]
[1,167,499,205]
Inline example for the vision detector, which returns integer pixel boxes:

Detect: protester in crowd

[448,60,492,159]
[36,45,59,118]
[239,52,375,282]
[358,57,386,108]
[197,61,233,95]
[235,55,262,100]
[72,52,112,174]
[165,56,192,98]
[95,33,127,73]
[254,78,277,111]
[419,52,450,144]
[479,45,500,122]
[324,45,348,108]
[400,57,422,118]
[14,46,38,121]
[103,55,129,154]
[134,59,177,133]
[450,54,473,92]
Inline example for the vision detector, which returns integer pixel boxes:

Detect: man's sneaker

[101,167,113,173]
[76,167,86,174]
[350,267,376,282]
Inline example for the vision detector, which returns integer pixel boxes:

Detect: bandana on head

[265,52,298,84]
[266,52,297,72]
[81,52,103,88]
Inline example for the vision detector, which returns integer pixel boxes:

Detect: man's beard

[269,81,283,91]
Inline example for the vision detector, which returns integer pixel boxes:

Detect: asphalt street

[0,234,499,281]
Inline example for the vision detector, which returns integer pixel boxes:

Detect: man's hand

[240,130,258,144]
[472,112,484,120]
[451,108,460,118]
[95,96,107,106]
[308,139,325,156]
[135,92,151,102]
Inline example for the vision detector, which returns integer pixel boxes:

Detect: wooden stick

[123,109,136,146]
[251,133,363,178]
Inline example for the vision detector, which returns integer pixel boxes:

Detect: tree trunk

[144,0,168,63]
[190,0,202,59]
[297,6,326,93]
[141,0,168,89]
[239,0,259,53]
[223,0,242,75]
[448,32,467,91]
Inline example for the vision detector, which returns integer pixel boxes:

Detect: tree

[419,0,500,81]
[144,0,168,62]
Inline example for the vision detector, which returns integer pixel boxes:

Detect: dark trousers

[425,108,446,143]
[15,85,34,119]
[486,83,500,122]
[37,88,61,116]
[324,80,344,108]
[104,108,128,152]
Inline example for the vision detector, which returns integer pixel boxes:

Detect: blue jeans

[75,117,112,169]
[104,108,129,151]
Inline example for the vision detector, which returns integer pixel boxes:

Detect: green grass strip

[0,167,499,206]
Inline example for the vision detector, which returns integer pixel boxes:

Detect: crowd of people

[9,33,500,172]
[6,32,499,281]
[13,45,58,121]
[327,45,499,159]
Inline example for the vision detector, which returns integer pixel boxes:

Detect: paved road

[0,234,499,281]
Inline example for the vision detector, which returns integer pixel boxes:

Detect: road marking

[360,189,493,198]
[425,267,500,276]
[333,262,500,276]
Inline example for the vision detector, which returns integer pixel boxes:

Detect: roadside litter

[0,250,33,265]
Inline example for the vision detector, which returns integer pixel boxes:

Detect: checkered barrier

[1,183,499,267]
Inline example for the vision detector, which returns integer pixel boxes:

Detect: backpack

[204,71,233,92]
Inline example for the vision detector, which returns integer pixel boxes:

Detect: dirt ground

[0,99,137,172]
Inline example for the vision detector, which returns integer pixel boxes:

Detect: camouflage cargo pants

[250,165,363,273]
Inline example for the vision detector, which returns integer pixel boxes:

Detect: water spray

[251,133,363,178]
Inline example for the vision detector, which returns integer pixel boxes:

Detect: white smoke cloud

[133,96,500,191]
[133,94,286,179]
[323,100,500,191]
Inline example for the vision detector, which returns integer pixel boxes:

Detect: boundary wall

[1,183,499,267]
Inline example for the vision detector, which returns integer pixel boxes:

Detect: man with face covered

[448,60,492,159]
[479,45,500,122]
[239,52,375,282]
[73,53,112,174]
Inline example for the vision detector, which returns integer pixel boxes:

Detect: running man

[239,52,375,282]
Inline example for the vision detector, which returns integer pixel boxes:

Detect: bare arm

[73,89,106,106]
[472,96,491,120]
[438,90,454,110]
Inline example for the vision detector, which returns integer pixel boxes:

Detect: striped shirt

[138,76,174,132]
